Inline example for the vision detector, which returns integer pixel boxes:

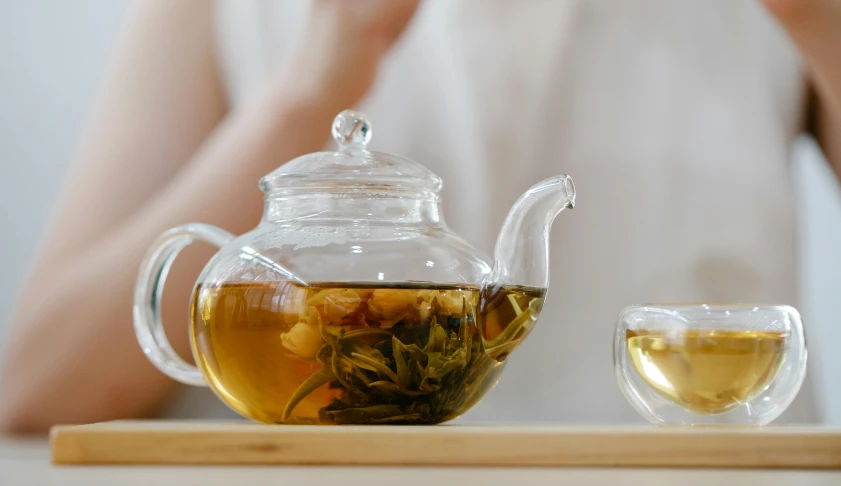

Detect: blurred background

[0,1,128,361]
[0,1,123,330]
[1,0,840,425]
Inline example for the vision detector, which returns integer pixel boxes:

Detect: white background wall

[1,1,839,423]
[0,0,129,341]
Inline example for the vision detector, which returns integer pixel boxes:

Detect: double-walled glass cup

[614,304,807,426]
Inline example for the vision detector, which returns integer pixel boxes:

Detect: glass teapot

[134,110,576,425]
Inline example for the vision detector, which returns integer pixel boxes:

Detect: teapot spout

[489,175,575,290]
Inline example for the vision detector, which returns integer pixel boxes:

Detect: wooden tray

[50,421,841,468]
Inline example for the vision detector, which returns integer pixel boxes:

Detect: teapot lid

[259,110,443,194]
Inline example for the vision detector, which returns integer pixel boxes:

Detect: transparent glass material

[614,304,807,426]
[133,110,576,425]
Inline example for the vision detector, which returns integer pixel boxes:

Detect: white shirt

[170,0,816,423]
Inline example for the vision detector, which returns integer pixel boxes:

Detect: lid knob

[331,110,372,150]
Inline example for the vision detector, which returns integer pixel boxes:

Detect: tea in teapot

[134,110,574,425]
[193,281,544,424]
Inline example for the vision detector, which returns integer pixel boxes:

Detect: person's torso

[172,0,814,423]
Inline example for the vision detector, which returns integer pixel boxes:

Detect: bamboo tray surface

[50,421,841,469]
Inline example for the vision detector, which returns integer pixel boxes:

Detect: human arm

[762,0,841,177]
[0,0,419,433]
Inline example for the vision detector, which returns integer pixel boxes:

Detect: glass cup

[614,304,807,426]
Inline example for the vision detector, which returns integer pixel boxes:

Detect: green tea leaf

[349,356,380,373]
[485,339,522,360]
[484,308,535,348]
[351,352,400,384]
[330,348,357,392]
[315,343,333,366]
[369,380,427,397]
[437,350,467,376]
[425,320,448,353]
[401,343,427,364]
[340,328,393,340]
[392,336,411,389]
[319,318,339,346]
[367,414,424,424]
[320,404,408,425]
[282,367,334,421]
[350,364,373,385]
[507,293,524,316]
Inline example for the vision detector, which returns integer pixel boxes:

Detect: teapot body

[187,216,504,424]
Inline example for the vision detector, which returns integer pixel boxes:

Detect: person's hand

[761,0,841,103]
[760,0,841,177]
[287,0,422,107]
[760,0,841,118]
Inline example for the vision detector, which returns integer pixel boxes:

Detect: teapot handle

[133,223,234,386]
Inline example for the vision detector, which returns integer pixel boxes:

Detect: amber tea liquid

[626,329,788,415]
[192,281,545,424]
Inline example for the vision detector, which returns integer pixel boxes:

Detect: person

[1,0,839,433]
